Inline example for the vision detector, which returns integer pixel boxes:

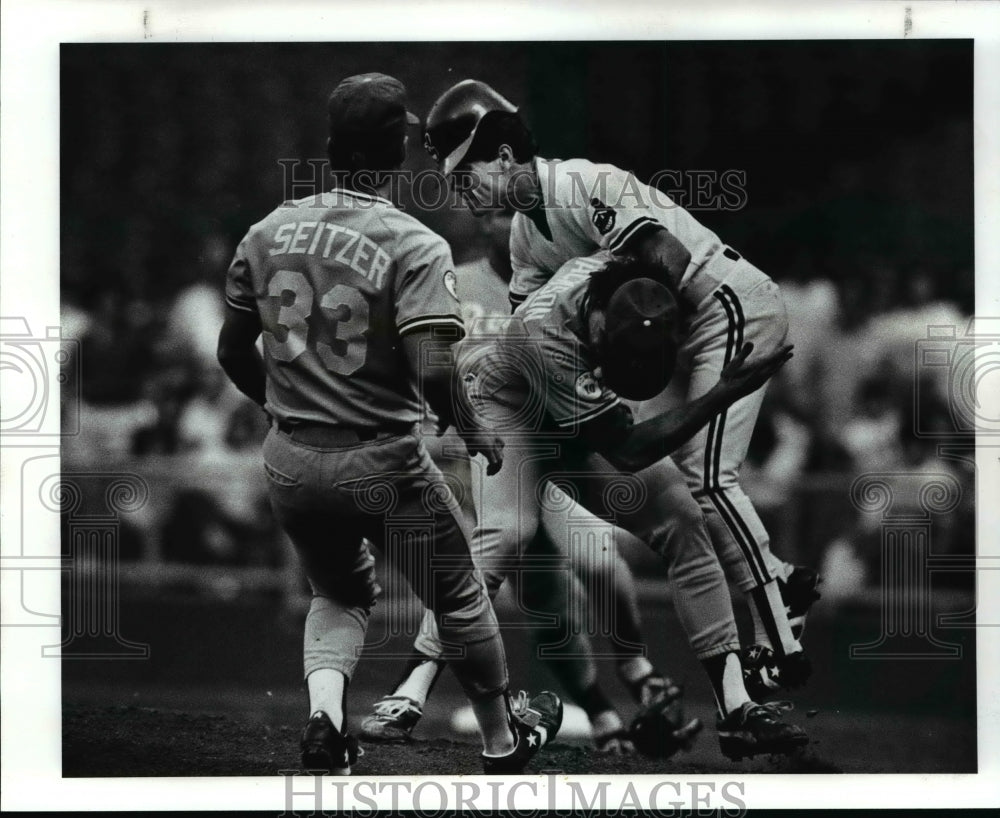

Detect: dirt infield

[63,705,844,777]
[61,590,978,777]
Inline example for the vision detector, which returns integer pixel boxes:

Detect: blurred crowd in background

[59,42,975,596]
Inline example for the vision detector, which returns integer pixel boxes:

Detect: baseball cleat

[716,700,808,761]
[300,711,362,775]
[591,710,636,755]
[628,679,703,758]
[742,645,812,701]
[359,695,423,743]
[779,566,822,641]
[481,690,563,774]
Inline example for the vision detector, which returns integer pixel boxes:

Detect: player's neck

[331,172,393,200]
[509,159,542,214]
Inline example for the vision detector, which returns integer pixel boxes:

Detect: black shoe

[627,679,703,759]
[481,690,563,774]
[742,645,812,701]
[300,711,361,775]
[717,701,809,761]
[779,566,822,641]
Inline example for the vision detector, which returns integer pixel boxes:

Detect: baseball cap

[328,73,420,150]
[600,277,679,400]
[424,80,518,176]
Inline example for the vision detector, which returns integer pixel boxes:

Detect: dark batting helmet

[423,80,518,176]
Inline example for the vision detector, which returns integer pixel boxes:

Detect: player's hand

[718,342,793,401]
[462,431,505,475]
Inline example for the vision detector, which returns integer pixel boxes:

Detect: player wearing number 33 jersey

[218,73,562,775]
[225,190,463,430]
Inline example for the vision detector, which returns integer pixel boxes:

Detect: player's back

[227,190,463,429]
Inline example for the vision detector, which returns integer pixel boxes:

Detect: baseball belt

[273,419,414,447]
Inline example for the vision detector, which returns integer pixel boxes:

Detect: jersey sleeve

[569,162,665,256]
[394,234,466,337]
[225,235,257,314]
[544,365,622,428]
[509,228,548,308]
[533,335,622,429]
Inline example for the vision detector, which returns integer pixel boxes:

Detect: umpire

[217,73,560,774]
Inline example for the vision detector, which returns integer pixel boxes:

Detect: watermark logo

[277,159,749,214]
[278,771,748,814]
[2,455,150,658]
[914,318,1000,437]
[849,471,964,659]
[0,317,80,444]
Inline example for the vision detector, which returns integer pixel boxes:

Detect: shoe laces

[745,700,794,723]
[509,690,542,729]
[510,690,529,716]
[373,696,418,718]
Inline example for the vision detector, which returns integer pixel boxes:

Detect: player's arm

[401,329,503,475]
[217,304,266,408]
[580,342,793,473]
[622,226,691,292]
[570,162,692,289]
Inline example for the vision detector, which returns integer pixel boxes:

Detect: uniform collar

[326,187,394,207]
[522,157,554,242]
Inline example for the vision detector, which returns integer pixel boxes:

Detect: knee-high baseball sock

[307,668,348,731]
[477,690,518,757]
[618,655,656,686]
[702,652,752,717]
[391,650,446,705]
[750,581,801,656]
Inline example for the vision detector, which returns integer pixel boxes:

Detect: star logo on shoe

[527,732,538,747]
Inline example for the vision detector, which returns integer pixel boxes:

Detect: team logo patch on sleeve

[575,371,604,401]
[443,270,459,301]
[591,198,616,235]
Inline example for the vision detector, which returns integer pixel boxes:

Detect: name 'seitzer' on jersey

[226,190,464,428]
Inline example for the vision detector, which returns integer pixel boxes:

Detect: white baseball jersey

[509,157,724,305]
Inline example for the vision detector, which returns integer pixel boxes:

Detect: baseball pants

[416,435,741,661]
[674,251,790,593]
[262,425,508,702]
[422,434,647,694]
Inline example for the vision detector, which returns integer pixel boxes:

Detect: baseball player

[401,251,806,759]
[422,80,821,695]
[216,72,562,775]
[363,210,678,754]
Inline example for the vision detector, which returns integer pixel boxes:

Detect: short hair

[585,255,680,314]
[459,111,537,166]
[327,134,406,176]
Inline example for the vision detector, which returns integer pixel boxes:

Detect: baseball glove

[627,680,703,758]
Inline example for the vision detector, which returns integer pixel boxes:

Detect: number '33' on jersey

[225,190,464,428]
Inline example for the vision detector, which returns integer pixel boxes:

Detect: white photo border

[2,0,998,811]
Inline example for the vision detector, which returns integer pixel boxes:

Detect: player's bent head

[586,257,681,401]
[326,72,420,180]
[424,79,534,177]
